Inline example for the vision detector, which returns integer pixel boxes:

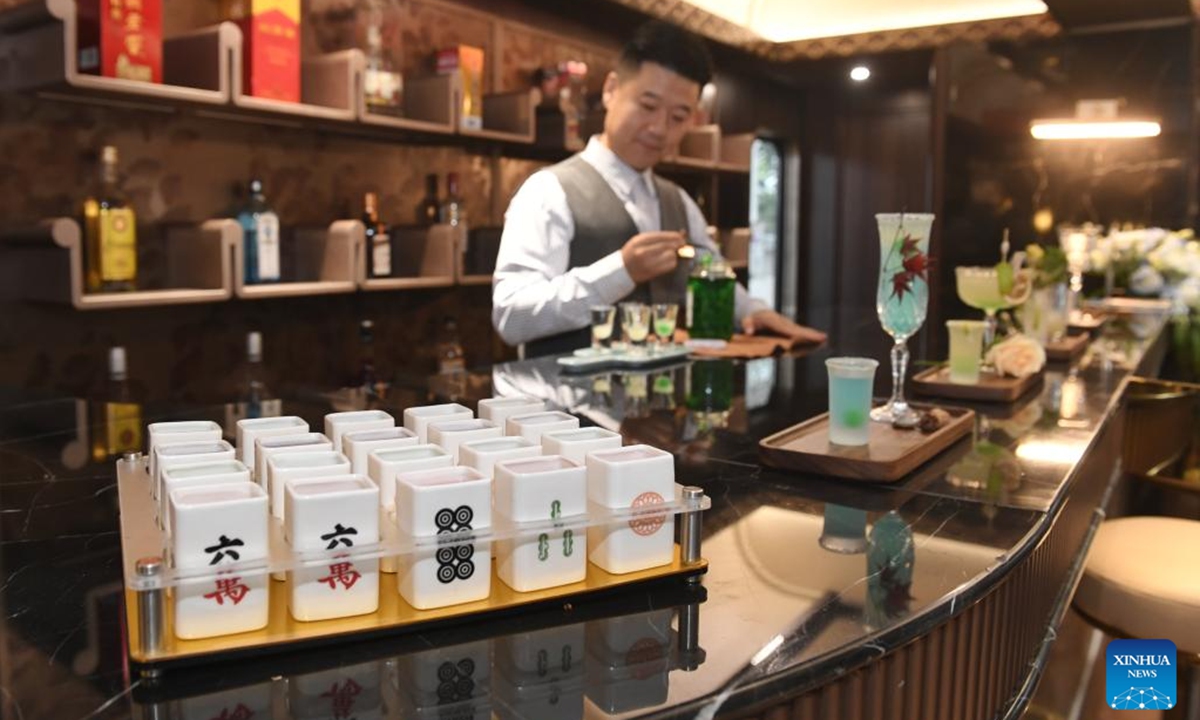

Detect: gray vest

[526,155,692,358]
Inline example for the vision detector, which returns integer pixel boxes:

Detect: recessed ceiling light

[850,66,870,82]
[1029,120,1161,140]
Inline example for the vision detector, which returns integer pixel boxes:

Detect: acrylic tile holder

[115,447,710,674]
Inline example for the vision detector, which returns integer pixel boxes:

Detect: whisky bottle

[83,145,137,293]
[363,191,392,278]
[361,0,403,114]
[418,173,440,225]
[435,315,466,375]
[439,172,466,228]
[90,346,142,463]
[238,179,281,284]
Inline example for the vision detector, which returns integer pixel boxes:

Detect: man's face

[601,61,700,171]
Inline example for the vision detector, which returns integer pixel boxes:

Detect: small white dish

[427,418,502,462]
[236,416,309,470]
[541,427,622,466]
[477,397,545,427]
[458,436,542,479]
[342,427,418,476]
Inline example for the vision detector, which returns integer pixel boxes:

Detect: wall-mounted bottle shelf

[0,218,487,309]
[0,0,537,146]
[0,218,235,310]
[658,127,753,175]
[361,225,457,291]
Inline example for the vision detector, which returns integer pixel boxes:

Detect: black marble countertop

[0,310,1169,720]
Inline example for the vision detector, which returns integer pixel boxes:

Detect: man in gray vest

[492,21,826,358]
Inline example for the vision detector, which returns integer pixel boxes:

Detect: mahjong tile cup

[393,638,491,712]
[170,482,269,640]
[176,682,272,720]
[394,467,492,610]
[541,427,622,466]
[159,460,251,533]
[458,437,542,479]
[403,403,473,443]
[495,625,584,720]
[427,419,502,462]
[477,397,545,427]
[343,427,417,475]
[585,445,675,575]
[505,411,579,443]
[584,609,672,712]
[367,445,453,512]
[254,432,332,486]
[236,416,309,469]
[266,451,352,521]
[285,475,380,622]
[290,662,383,720]
[147,420,221,480]
[155,440,235,501]
[493,456,587,592]
[495,623,585,686]
[325,410,395,452]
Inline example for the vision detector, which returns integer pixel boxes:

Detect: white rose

[1088,248,1111,272]
[1178,277,1200,311]
[986,334,1046,378]
[1129,265,1165,296]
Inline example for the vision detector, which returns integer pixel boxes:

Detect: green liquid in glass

[688,276,736,340]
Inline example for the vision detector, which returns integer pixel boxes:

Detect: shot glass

[651,303,679,347]
[620,302,651,352]
[946,320,987,384]
[590,305,616,349]
[825,357,878,447]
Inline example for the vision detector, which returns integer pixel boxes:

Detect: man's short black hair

[618,20,713,88]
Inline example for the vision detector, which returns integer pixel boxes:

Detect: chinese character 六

[320,523,358,549]
[204,535,245,565]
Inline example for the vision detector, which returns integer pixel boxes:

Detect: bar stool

[1074,516,1200,719]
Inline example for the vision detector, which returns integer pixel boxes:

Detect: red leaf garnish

[900,233,921,258]
[891,271,913,300]
[902,252,929,277]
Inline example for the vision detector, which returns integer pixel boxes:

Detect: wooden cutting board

[1044,333,1089,362]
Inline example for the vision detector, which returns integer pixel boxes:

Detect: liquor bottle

[223,330,280,433]
[82,145,137,293]
[439,172,466,229]
[238,179,281,284]
[90,346,142,463]
[363,192,392,278]
[358,319,378,396]
[418,173,440,225]
[361,0,403,114]
[435,316,466,375]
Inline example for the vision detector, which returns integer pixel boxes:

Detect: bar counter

[0,309,1170,720]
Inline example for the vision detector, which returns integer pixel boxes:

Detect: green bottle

[686,254,736,340]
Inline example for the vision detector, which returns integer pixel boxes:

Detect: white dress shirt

[491,136,768,346]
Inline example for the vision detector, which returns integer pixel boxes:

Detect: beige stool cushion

[1074,516,1200,655]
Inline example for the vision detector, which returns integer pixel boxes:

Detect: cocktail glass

[827,357,879,446]
[621,302,651,353]
[652,303,679,348]
[1058,226,1095,323]
[946,320,987,384]
[872,212,935,426]
[954,266,1032,352]
[590,305,616,349]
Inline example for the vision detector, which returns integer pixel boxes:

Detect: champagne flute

[872,213,934,426]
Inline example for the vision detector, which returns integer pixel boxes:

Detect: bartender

[491,20,826,357]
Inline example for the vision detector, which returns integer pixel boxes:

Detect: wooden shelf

[359,75,455,135]
[719,133,754,174]
[231,47,358,122]
[234,220,359,300]
[457,274,493,286]
[716,162,751,174]
[360,224,457,291]
[459,89,535,144]
[0,218,235,310]
[720,228,750,267]
[0,0,230,104]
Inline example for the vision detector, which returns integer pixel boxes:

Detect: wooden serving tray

[758,404,974,483]
[911,365,1043,403]
[1044,333,1089,362]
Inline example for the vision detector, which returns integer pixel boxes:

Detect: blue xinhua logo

[1106,639,1177,711]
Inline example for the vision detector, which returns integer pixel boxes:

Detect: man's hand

[742,309,827,345]
[621,231,686,284]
